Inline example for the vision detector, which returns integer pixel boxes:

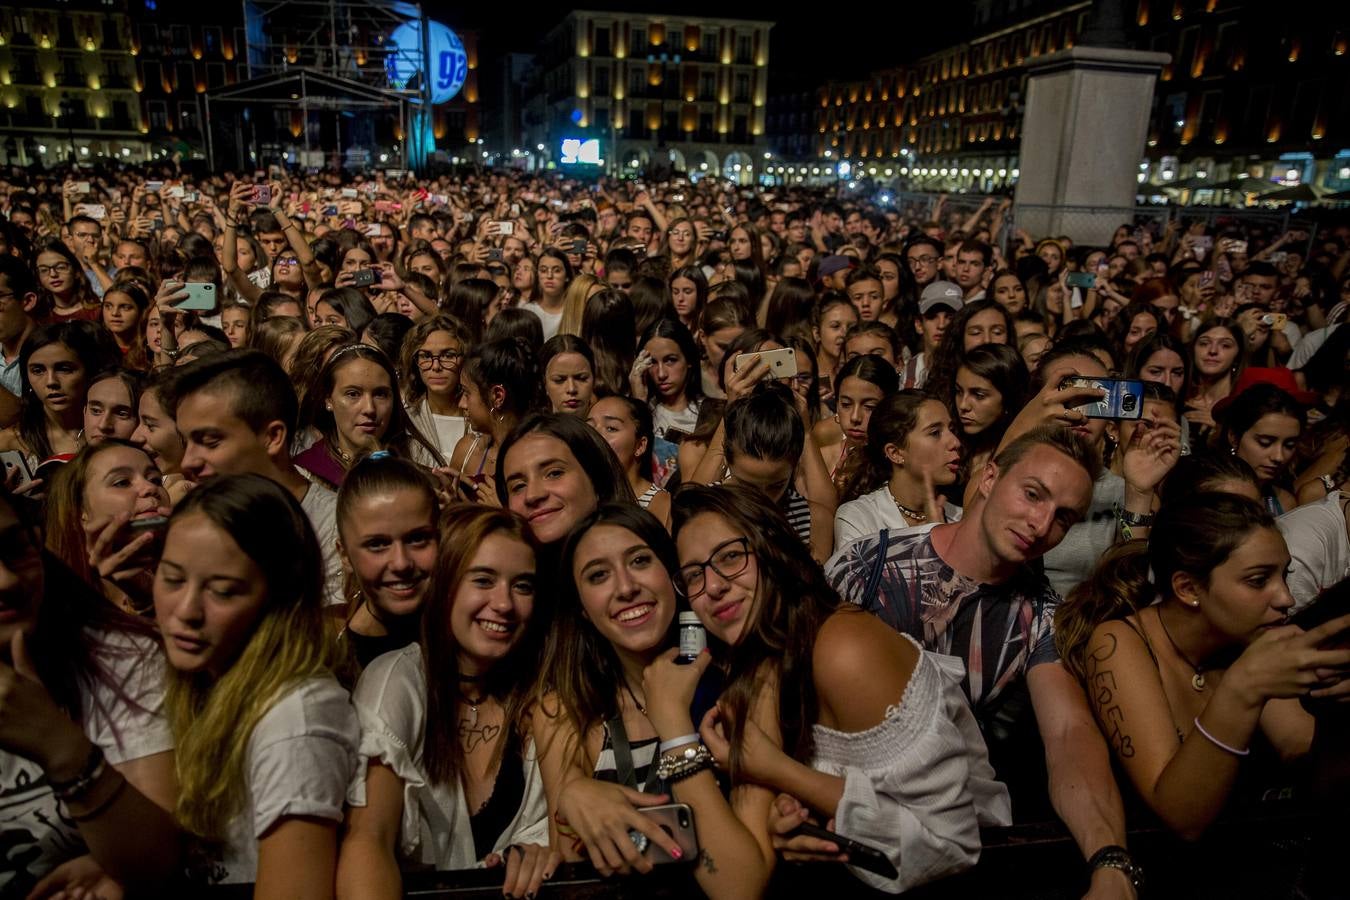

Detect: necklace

[889,487,928,522]
[1155,607,1207,691]
[459,688,487,726]
[623,681,648,716]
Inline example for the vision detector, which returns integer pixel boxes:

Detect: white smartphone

[733,346,797,378]
[1,450,33,489]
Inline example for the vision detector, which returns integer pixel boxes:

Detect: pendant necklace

[623,681,648,716]
[1156,607,1207,691]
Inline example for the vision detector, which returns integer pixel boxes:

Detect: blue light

[570,109,584,124]
[386,20,466,103]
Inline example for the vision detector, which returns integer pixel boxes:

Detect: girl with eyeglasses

[401,315,474,467]
[533,503,776,896]
[672,483,1010,893]
[35,238,100,323]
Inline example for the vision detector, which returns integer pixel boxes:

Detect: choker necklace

[890,488,928,522]
[623,682,648,717]
[1156,607,1207,691]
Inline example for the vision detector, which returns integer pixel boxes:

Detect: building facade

[815,0,1350,195]
[524,11,773,183]
[0,0,145,165]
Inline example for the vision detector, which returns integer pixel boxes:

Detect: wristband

[49,745,106,801]
[658,734,700,754]
[1192,717,1250,757]
[1088,845,1142,891]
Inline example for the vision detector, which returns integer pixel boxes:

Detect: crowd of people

[1,160,1348,900]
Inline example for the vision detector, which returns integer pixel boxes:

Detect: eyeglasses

[415,349,464,370]
[676,537,753,599]
[37,262,72,276]
[906,255,939,268]
[275,258,299,268]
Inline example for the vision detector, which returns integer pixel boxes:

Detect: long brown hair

[671,483,839,782]
[422,504,545,786]
[1055,493,1274,682]
[45,439,152,593]
[539,504,680,767]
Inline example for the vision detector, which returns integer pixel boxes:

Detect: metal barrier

[198,809,1336,899]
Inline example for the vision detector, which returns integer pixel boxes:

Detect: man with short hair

[66,214,106,297]
[407,213,438,243]
[941,237,963,280]
[111,239,150,274]
[253,213,288,264]
[1238,261,1280,308]
[905,235,944,292]
[167,349,345,606]
[902,280,963,388]
[0,256,38,425]
[828,425,1136,898]
[844,266,886,321]
[624,211,654,247]
[955,240,993,300]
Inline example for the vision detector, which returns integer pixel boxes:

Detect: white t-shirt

[1278,491,1350,611]
[299,480,345,606]
[198,676,359,884]
[347,644,549,870]
[520,302,562,341]
[0,630,173,895]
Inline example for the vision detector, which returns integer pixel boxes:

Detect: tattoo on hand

[699,850,717,874]
[1086,634,1135,758]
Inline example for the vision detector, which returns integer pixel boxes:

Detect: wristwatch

[1088,845,1142,891]
[1115,508,1155,527]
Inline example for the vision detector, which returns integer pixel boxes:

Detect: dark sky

[439,3,975,92]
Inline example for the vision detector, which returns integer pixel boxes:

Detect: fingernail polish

[671,846,683,860]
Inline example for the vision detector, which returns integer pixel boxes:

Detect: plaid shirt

[826,528,1060,738]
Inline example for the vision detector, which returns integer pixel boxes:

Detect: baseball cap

[817,255,855,279]
[919,281,964,315]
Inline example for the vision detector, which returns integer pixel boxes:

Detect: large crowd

[0,160,1348,900]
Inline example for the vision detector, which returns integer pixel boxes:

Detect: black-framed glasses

[415,349,464,370]
[677,537,753,599]
[906,255,938,268]
[37,262,72,276]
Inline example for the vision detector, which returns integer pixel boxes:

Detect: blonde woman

[154,473,359,894]
[556,272,600,338]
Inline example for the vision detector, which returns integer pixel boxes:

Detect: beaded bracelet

[49,745,107,802]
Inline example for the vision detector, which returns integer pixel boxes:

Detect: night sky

[438,2,975,92]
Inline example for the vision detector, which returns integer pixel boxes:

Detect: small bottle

[678,611,707,663]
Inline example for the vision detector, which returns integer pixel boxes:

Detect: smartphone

[1269,251,1288,265]
[78,204,107,221]
[182,191,200,203]
[430,193,449,206]
[733,346,798,379]
[496,221,514,236]
[73,181,91,194]
[0,450,32,489]
[1065,271,1096,290]
[166,186,185,199]
[789,822,898,881]
[1061,376,1144,420]
[569,239,588,255]
[1199,271,1215,290]
[145,181,163,193]
[349,268,379,288]
[322,205,338,217]
[1261,313,1288,331]
[1228,239,1248,256]
[487,248,504,261]
[340,188,359,200]
[128,516,169,532]
[363,223,382,237]
[174,282,217,311]
[635,804,699,865]
[249,184,272,205]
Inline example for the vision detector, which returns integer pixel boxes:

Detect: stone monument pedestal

[1013,46,1170,246]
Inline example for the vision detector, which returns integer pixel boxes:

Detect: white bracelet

[658,734,700,754]
[1192,717,1250,757]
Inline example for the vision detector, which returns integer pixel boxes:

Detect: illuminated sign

[560,137,604,166]
[386,20,466,103]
